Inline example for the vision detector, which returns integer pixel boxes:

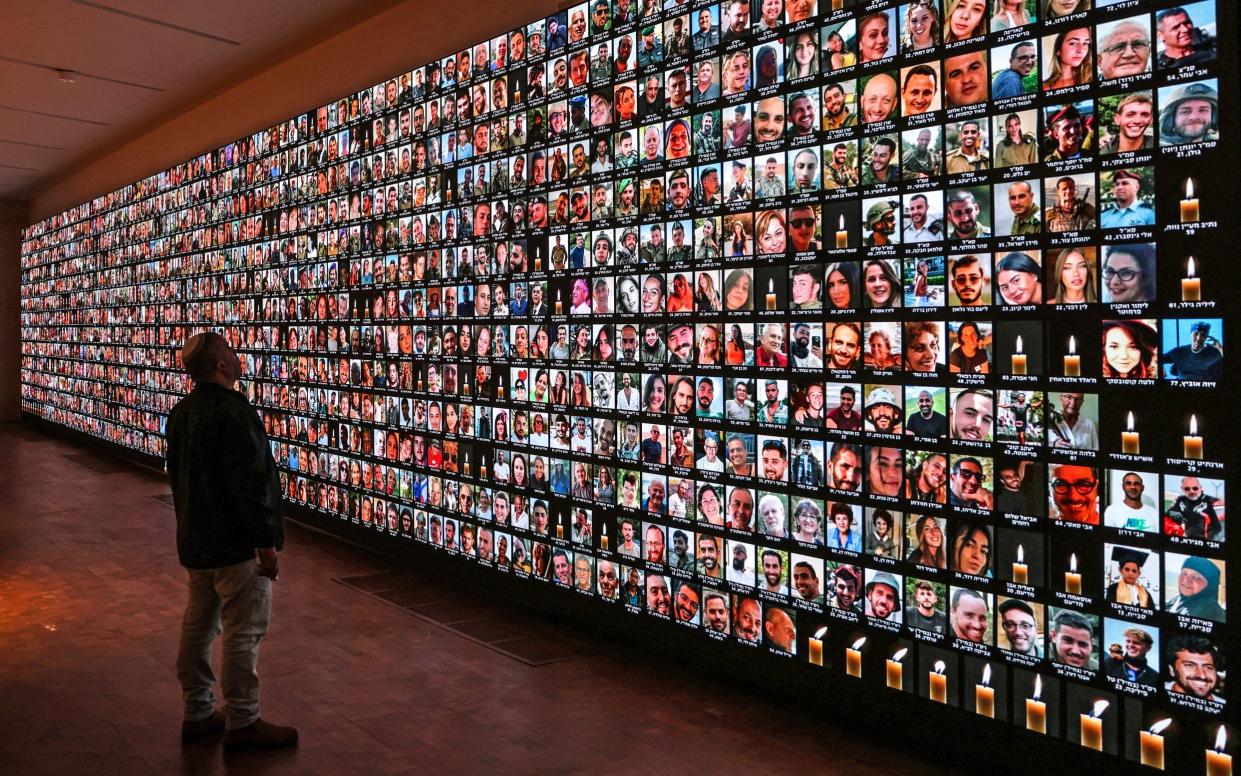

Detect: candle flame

[851,636,867,650]
[892,647,908,662]
[1126,411,1135,432]
[1033,674,1042,700]
[934,660,946,675]
[1190,414,1199,436]
[838,214,845,229]
[1068,335,1077,356]
[768,278,774,293]
[1187,256,1196,278]
[814,626,828,639]
[1015,334,1023,354]
[1186,178,1195,199]
[1149,719,1173,735]
[1216,725,1228,752]
[1070,553,1077,573]
[601,524,607,535]
[1017,544,1024,563]
[981,664,992,686]
[1090,700,1109,718]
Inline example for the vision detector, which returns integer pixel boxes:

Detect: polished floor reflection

[0,423,943,775]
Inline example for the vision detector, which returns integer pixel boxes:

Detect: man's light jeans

[176,559,272,730]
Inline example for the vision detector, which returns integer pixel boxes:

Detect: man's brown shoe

[181,710,225,744]
[223,718,299,752]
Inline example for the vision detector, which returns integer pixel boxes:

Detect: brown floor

[0,423,947,775]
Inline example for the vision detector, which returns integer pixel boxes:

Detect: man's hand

[256,547,279,580]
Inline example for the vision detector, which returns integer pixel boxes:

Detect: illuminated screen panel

[19,0,1235,766]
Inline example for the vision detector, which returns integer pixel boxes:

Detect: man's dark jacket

[166,381,284,569]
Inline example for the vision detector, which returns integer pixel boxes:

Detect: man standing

[167,332,297,750]
[1103,472,1157,532]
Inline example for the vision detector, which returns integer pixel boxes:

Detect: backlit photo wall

[20,0,1233,767]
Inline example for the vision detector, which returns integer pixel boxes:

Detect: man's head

[1009,42,1036,76]
[950,588,988,642]
[999,599,1037,654]
[1167,635,1221,699]
[865,573,899,619]
[181,332,240,384]
[1099,22,1151,79]
[1051,610,1095,668]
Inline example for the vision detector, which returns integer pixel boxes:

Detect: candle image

[1079,700,1108,751]
[463,453,471,476]
[1065,553,1082,595]
[497,380,505,400]
[1207,726,1232,776]
[1121,411,1140,455]
[600,524,608,551]
[886,648,907,690]
[809,626,828,667]
[556,515,565,539]
[929,660,948,703]
[463,375,470,395]
[555,290,563,315]
[534,255,542,272]
[1180,178,1200,223]
[1026,675,1047,734]
[1184,414,1204,459]
[479,455,487,479]
[835,214,848,249]
[975,664,995,718]
[832,0,844,11]
[1064,335,1081,377]
[417,376,424,392]
[1139,719,1172,770]
[846,636,865,677]
[1012,544,1028,585]
[1182,256,1202,301]
[1011,335,1027,375]
[765,279,777,311]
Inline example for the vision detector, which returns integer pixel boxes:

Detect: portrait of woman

[867,510,899,558]
[1101,244,1156,303]
[863,259,900,308]
[866,326,902,370]
[951,523,992,577]
[754,45,782,88]
[641,273,666,313]
[857,12,892,63]
[822,28,857,71]
[697,484,724,526]
[943,0,987,42]
[756,210,788,255]
[995,252,1044,306]
[1101,319,1158,379]
[617,275,641,314]
[667,273,694,312]
[642,373,667,413]
[726,324,751,365]
[991,0,1033,31]
[1050,248,1096,304]
[724,268,754,311]
[901,0,940,52]
[787,31,819,79]
[1042,0,1089,20]
[1042,27,1092,91]
[695,272,722,312]
[904,321,942,372]
[825,262,859,310]
[906,515,947,568]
